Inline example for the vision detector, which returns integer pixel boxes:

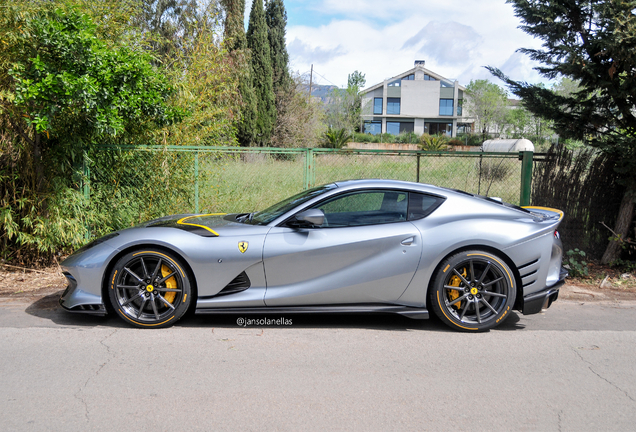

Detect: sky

[246,0,546,90]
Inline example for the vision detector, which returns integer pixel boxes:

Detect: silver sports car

[60,179,567,331]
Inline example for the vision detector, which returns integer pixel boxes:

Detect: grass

[91,149,523,218]
[191,152,523,213]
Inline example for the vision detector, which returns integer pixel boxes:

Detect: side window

[408,193,445,220]
[314,190,408,227]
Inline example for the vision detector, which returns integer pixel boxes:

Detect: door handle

[401,237,414,246]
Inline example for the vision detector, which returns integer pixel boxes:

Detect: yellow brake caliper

[161,265,177,304]
[448,268,467,310]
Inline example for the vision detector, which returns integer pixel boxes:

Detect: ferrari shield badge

[238,241,249,253]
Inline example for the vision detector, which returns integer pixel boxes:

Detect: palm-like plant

[419,133,449,151]
[322,127,352,149]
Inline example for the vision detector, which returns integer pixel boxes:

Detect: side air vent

[69,304,107,315]
[522,269,538,278]
[519,258,540,289]
[518,258,539,271]
[216,272,251,297]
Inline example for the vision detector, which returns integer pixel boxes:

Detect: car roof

[331,179,533,216]
[333,179,450,196]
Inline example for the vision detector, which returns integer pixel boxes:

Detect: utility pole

[308,64,313,100]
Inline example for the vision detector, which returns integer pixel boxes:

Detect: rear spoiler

[522,206,564,221]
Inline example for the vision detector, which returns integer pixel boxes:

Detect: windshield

[246,184,337,225]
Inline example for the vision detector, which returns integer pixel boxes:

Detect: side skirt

[195,305,429,319]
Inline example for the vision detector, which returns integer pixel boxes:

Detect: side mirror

[294,209,325,227]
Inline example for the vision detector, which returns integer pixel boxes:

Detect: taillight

[554,230,560,239]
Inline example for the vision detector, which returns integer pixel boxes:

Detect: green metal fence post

[194,151,200,213]
[416,153,421,183]
[82,151,90,241]
[520,151,533,206]
[308,149,315,188]
[303,149,310,189]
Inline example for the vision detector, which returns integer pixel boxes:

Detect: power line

[310,69,341,88]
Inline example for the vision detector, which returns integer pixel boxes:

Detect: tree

[163,24,241,147]
[0,1,182,259]
[345,71,366,133]
[265,0,291,95]
[135,0,221,63]
[324,70,366,134]
[247,0,276,146]
[464,79,508,141]
[503,105,553,146]
[270,72,325,148]
[4,5,181,178]
[222,0,258,146]
[488,0,636,263]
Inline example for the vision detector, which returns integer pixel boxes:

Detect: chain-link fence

[86,146,532,230]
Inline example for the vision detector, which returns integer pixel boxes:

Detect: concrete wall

[387,86,401,98]
[401,80,440,117]
[346,142,420,151]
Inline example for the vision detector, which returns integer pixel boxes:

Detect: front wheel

[108,249,192,328]
[429,251,516,332]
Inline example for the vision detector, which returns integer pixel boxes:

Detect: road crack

[75,329,118,422]
[572,347,636,403]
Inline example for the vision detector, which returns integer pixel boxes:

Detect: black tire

[108,249,192,328]
[429,250,516,332]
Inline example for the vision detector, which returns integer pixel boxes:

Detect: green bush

[395,131,419,144]
[480,160,513,182]
[457,133,484,146]
[374,133,396,143]
[352,132,374,143]
[564,249,589,277]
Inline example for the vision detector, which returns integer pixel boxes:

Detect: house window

[387,98,400,115]
[389,75,414,87]
[457,123,472,134]
[424,75,437,81]
[386,122,400,135]
[440,81,454,88]
[364,121,382,135]
[373,98,383,115]
[439,99,454,116]
[425,122,452,136]
[457,99,463,116]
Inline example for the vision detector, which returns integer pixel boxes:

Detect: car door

[262,190,423,306]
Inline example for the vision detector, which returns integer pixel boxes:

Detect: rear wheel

[429,250,516,332]
[108,249,192,328]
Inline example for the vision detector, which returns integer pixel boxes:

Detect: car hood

[143,213,242,237]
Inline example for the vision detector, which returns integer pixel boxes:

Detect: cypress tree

[247,0,276,146]
[265,0,291,94]
[488,0,636,263]
[222,0,257,146]
[222,0,246,51]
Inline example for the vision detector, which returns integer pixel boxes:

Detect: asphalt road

[1,294,635,431]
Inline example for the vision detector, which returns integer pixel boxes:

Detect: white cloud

[287,38,347,64]
[403,21,483,67]
[285,0,546,89]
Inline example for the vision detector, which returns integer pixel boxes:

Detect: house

[360,60,474,137]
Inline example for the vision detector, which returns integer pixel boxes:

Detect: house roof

[360,65,466,94]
